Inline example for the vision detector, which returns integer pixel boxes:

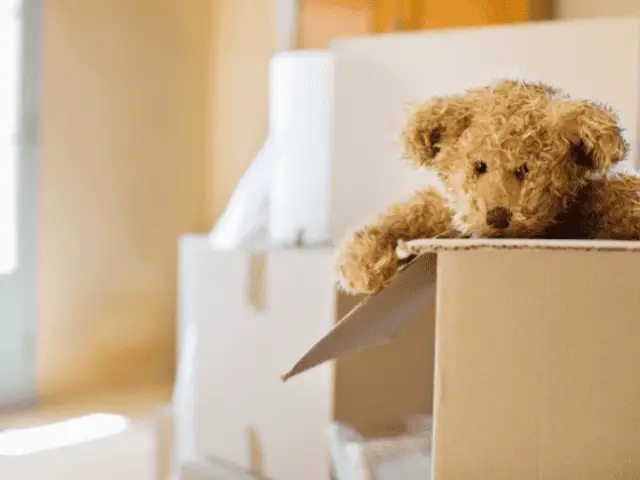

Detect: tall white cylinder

[268,49,333,246]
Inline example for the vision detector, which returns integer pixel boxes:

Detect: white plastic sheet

[208,137,274,250]
[209,49,334,250]
[268,50,333,246]
[328,415,433,480]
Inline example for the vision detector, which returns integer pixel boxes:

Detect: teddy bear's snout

[486,207,512,229]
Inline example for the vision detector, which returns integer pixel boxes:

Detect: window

[0,0,21,274]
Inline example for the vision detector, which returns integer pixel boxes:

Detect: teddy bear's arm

[336,187,454,294]
[588,173,640,239]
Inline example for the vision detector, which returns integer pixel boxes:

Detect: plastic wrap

[328,414,433,480]
[208,137,274,250]
[209,49,333,250]
[268,50,333,246]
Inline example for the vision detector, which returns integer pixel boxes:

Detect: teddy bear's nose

[486,207,512,229]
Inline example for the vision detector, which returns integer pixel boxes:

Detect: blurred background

[0,0,638,478]
[34,0,638,405]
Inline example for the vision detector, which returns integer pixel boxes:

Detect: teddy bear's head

[402,79,629,237]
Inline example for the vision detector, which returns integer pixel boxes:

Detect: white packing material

[328,415,433,480]
[209,49,334,250]
[327,422,367,480]
[208,137,274,250]
[268,50,334,246]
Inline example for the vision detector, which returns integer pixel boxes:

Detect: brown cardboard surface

[333,291,436,438]
[282,253,437,380]
[434,247,640,479]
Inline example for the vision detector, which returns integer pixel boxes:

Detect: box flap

[282,253,437,381]
[398,238,640,255]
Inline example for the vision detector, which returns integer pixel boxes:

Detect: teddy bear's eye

[474,161,488,175]
[514,163,529,182]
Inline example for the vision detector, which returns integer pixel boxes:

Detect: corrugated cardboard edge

[282,253,437,381]
[398,238,640,255]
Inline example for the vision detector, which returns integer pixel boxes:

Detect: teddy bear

[336,79,640,295]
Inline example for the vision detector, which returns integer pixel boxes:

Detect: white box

[176,236,435,480]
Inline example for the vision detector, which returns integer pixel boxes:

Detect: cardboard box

[330,17,640,239]
[177,236,436,480]
[285,239,640,479]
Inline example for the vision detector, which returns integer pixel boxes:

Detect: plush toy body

[337,80,640,294]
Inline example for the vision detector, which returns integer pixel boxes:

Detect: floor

[0,384,172,480]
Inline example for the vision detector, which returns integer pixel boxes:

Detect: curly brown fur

[584,171,640,239]
[337,79,637,294]
[336,187,453,294]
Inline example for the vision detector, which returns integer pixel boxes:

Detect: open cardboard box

[285,238,640,479]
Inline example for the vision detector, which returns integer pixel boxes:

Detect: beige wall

[555,0,640,19]
[40,0,210,400]
[208,1,278,223]
[299,0,371,48]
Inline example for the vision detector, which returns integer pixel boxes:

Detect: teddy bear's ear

[551,99,629,172]
[402,96,472,167]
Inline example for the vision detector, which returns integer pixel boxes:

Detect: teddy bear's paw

[336,245,399,295]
